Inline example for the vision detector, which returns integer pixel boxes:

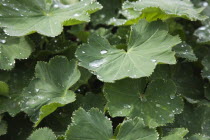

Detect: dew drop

[74,13,79,17]
[100,50,107,54]
[35,88,40,92]
[89,59,107,68]
[151,59,157,63]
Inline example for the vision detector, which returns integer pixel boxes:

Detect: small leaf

[65,108,113,140]
[109,0,207,26]
[162,128,188,140]
[27,127,56,140]
[173,42,197,62]
[76,20,181,82]
[104,79,184,128]
[21,56,80,126]
[116,118,158,140]
[0,30,34,70]
[0,0,102,37]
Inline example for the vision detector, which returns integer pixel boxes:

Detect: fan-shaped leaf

[0,30,34,70]
[21,56,80,126]
[65,108,158,140]
[104,79,184,128]
[76,20,181,82]
[0,0,102,37]
[109,0,207,26]
[27,128,56,140]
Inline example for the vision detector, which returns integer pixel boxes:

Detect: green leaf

[173,102,210,137]
[189,134,210,140]
[151,63,204,100]
[201,55,210,81]
[65,108,158,140]
[109,0,207,26]
[27,128,56,140]
[76,20,181,82]
[115,118,158,140]
[162,128,188,140]
[21,56,80,126]
[173,42,197,62]
[0,81,9,97]
[104,79,184,128]
[194,25,210,43]
[0,0,102,37]
[91,0,121,25]
[65,108,113,140]
[0,30,34,70]
[0,65,34,116]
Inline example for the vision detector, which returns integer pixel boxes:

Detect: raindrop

[35,88,40,92]
[89,59,107,68]
[54,4,59,8]
[151,59,157,63]
[0,39,6,44]
[74,13,79,17]
[100,50,107,54]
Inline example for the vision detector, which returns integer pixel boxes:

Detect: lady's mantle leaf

[0,30,34,70]
[27,127,56,140]
[162,128,188,140]
[76,20,181,82]
[104,79,184,128]
[21,56,80,126]
[202,55,210,81]
[115,118,158,140]
[189,134,210,140]
[65,108,158,140]
[173,42,197,62]
[109,0,207,26]
[0,0,102,37]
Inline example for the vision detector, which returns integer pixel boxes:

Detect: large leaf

[0,0,102,37]
[76,20,181,82]
[109,0,207,26]
[27,128,56,140]
[21,56,80,126]
[65,108,158,140]
[0,30,34,70]
[104,79,184,128]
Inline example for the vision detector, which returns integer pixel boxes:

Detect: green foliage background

[0,0,210,140]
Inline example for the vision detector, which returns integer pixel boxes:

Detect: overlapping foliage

[0,0,210,140]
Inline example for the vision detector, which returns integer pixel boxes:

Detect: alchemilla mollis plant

[0,0,210,140]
